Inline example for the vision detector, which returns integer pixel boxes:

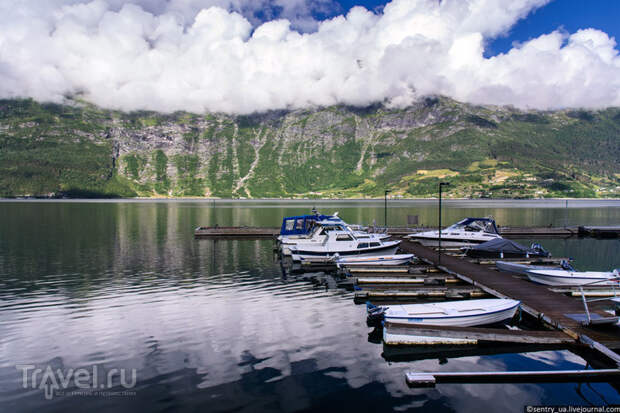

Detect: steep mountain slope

[0,98,618,198]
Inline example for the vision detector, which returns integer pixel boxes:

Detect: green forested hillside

[0,98,618,198]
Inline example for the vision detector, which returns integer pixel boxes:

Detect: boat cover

[280,214,336,236]
[466,238,549,257]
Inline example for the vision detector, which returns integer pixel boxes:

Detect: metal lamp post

[384,190,391,230]
[438,182,450,264]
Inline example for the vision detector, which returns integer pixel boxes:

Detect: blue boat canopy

[280,214,337,236]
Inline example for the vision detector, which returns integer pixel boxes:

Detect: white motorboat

[406,217,501,247]
[334,254,414,266]
[367,298,520,327]
[526,269,620,287]
[496,260,574,276]
[289,230,400,261]
[280,218,389,255]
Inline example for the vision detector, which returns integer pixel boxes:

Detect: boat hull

[381,299,520,327]
[335,254,414,266]
[496,261,559,276]
[281,234,391,256]
[291,243,400,261]
[526,270,619,287]
[409,236,494,248]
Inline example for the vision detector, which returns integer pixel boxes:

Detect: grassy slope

[0,99,136,198]
[0,98,618,198]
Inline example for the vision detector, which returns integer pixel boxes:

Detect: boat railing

[578,276,620,326]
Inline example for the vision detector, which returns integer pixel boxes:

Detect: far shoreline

[1,197,619,204]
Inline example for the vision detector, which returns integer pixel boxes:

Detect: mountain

[0,97,618,199]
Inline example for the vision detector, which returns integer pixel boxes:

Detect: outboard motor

[366,302,386,326]
[560,260,575,271]
[530,243,550,257]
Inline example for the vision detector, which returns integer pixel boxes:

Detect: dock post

[384,189,390,229]
[438,182,450,264]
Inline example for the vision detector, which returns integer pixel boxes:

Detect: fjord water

[0,199,619,412]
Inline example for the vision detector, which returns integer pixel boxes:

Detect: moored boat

[334,254,414,266]
[289,230,400,261]
[462,238,550,259]
[279,216,389,255]
[526,269,620,287]
[367,298,520,327]
[405,218,501,247]
[496,260,574,276]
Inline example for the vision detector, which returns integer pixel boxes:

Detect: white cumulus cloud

[0,0,618,114]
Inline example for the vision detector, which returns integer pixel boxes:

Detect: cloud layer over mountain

[0,0,619,113]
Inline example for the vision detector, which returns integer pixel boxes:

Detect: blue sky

[484,0,620,56]
[333,0,620,56]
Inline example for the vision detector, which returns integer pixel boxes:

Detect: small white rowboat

[526,269,620,287]
[496,260,574,276]
[335,254,414,266]
[369,298,520,327]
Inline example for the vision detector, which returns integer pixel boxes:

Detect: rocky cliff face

[1,97,619,198]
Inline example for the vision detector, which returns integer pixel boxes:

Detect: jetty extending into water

[394,239,620,387]
[196,223,620,387]
[194,225,620,238]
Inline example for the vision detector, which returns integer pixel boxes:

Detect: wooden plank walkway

[195,226,280,237]
[406,369,620,387]
[354,286,488,302]
[384,322,575,345]
[399,240,620,351]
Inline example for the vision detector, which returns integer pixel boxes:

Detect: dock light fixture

[438,182,451,264]
[384,189,391,229]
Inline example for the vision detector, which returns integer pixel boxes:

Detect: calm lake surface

[1,199,619,412]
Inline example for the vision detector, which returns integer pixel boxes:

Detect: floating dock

[578,225,620,238]
[354,286,488,302]
[406,369,620,387]
[211,222,620,386]
[193,225,620,238]
[194,226,280,238]
[399,239,620,352]
[384,322,575,346]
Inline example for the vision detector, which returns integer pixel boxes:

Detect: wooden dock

[354,286,488,302]
[406,369,620,387]
[384,322,575,346]
[399,239,620,353]
[194,226,280,238]
[193,225,620,239]
[578,225,620,238]
[270,236,620,386]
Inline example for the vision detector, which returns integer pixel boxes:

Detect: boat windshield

[449,218,498,234]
